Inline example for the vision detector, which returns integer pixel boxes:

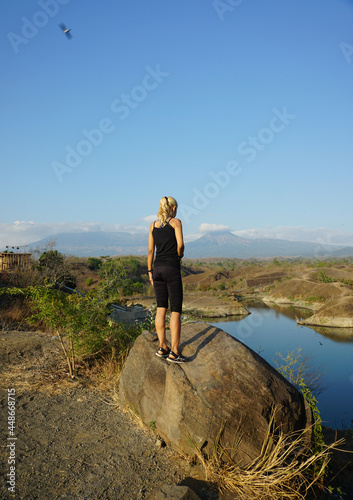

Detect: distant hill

[331,246,353,257]
[28,230,351,259]
[28,231,148,257]
[185,231,347,259]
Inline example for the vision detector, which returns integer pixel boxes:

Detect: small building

[0,253,32,271]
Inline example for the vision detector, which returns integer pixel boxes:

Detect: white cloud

[199,223,230,233]
[0,221,148,251]
[142,215,156,224]
[184,233,202,243]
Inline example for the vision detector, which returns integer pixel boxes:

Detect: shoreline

[132,291,353,330]
[128,292,251,320]
[262,296,353,329]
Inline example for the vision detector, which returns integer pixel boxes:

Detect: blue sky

[1,0,353,250]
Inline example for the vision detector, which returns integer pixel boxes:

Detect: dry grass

[1,327,132,395]
[0,341,70,393]
[192,412,345,500]
[0,300,33,332]
[82,347,131,391]
[1,351,129,395]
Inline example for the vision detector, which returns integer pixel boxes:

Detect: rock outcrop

[183,303,249,318]
[263,275,353,328]
[297,296,353,328]
[299,314,353,328]
[119,323,312,465]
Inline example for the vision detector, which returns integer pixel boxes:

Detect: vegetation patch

[1,252,353,496]
[192,410,344,500]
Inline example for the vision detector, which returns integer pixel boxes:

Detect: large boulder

[119,323,312,465]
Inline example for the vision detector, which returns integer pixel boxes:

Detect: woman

[147,196,187,363]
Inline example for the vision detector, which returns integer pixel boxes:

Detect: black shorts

[153,266,183,313]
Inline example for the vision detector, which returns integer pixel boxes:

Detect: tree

[38,250,76,288]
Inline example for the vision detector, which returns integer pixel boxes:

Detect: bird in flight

[59,23,72,40]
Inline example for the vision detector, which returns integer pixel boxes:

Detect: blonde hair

[157,196,178,226]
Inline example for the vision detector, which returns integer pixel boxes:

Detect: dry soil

[0,330,221,500]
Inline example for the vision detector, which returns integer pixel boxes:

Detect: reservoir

[210,303,353,430]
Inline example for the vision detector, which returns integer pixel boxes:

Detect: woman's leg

[153,267,169,350]
[167,268,183,356]
[170,311,181,354]
[155,307,168,349]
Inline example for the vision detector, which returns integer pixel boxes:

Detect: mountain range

[186,231,352,258]
[28,231,147,257]
[27,230,353,259]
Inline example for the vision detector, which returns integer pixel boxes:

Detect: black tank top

[153,219,180,269]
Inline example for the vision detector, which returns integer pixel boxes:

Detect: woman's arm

[171,218,184,258]
[147,223,155,284]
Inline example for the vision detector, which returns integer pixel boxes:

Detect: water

[210,303,353,429]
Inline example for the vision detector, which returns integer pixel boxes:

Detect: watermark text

[8,0,71,54]
[179,106,296,224]
[7,388,16,494]
[213,0,244,21]
[52,65,169,182]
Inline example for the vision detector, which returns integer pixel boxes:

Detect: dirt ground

[1,329,353,500]
[0,330,230,500]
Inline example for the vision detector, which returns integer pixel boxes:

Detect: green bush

[37,249,76,288]
[87,257,103,270]
[306,296,325,304]
[340,278,353,286]
[39,250,64,270]
[98,257,145,297]
[26,284,142,377]
[318,271,333,283]
[274,349,327,475]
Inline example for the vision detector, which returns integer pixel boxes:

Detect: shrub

[274,348,327,476]
[37,249,77,288]
[5,260,43,288]
[317,271,333,283]
[87,257,103,270]
[98,257,146,297]
[274,348,325,397]
[3,285,142,378]
[340,278,353,286]
[39,249,64,269]
[305,296,326,304]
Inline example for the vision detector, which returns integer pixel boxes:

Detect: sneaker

[167,351,188,363]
